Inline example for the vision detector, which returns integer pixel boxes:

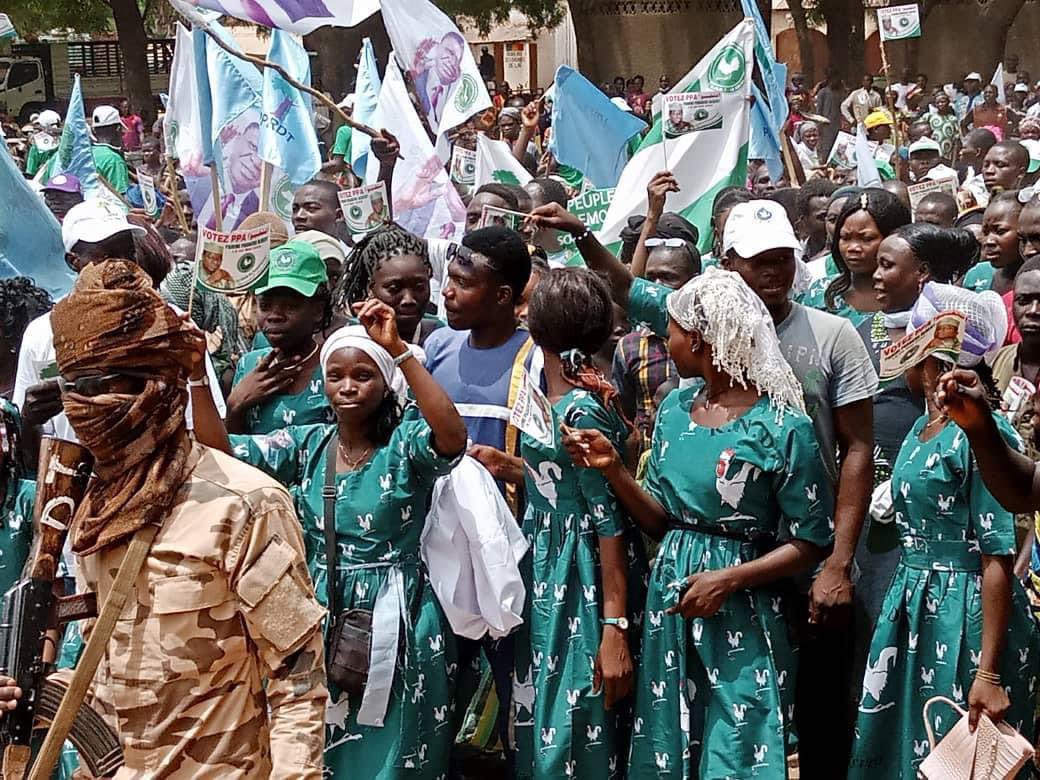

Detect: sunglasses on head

[644,238,688,249]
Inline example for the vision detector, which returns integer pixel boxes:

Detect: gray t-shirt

[774,303,879,483]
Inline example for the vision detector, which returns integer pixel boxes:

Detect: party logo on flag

[454,74,479,113]
[707,44,747,92]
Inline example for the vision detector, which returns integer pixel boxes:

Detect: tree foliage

[4,0,171,39]
[439,0,565,34]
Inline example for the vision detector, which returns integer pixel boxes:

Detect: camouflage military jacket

[77,445,328,778]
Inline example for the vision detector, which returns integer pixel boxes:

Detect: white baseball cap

[1015,83,1030,94]
[965,72,982,81]
[37,110,61,128]
[61,199,146,253]
[91,105,122,128]
[722,200,800,258]
[908,137,942,155]
[610,97,633,112]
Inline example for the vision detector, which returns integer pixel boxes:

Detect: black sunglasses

[57,370,155,397]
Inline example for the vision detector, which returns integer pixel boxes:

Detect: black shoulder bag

[323,435,374,696]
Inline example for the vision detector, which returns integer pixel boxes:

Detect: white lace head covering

[665,266,805,418]
[907,282,1008,367]
[319,325,425,400]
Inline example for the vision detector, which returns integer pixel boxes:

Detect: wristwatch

[188,376,210,388]
[602,617,629,631]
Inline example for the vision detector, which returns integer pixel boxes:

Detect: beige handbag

[918,696,1034,779]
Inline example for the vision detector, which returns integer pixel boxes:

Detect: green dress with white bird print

[231,347,335,434]
[512,389,648,780]
[628,389,834,780]
[0,399,34,597]
[230,415,461,779]
[848,414,1040,778]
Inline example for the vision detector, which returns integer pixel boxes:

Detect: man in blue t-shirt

[423,224,534,770]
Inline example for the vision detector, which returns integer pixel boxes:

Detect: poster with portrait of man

[195,225,271,293]
[338,181,391,236]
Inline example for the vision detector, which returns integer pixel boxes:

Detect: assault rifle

[0,438,122,779]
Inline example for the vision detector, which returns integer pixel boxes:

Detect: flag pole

[210,167,223,232]
[878,38,902,179]
[259,161,272,213]
[165,155,192,235]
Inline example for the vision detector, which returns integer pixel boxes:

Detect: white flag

[599,20,754,255]
[991,63,1006,105]
[380,0,491,152]
[855,125,882,188]
[165,23,207,175]
[176,0,378,35]
[366,58,465,241]
[475,134,533,189]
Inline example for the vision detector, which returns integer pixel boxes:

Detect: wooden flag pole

[165,155,192,235]
[259,161,273,213]
[878,38,903,179]
[209,167,223,232]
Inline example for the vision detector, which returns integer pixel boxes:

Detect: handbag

[918,695,1034,779]
[322,435,373,697]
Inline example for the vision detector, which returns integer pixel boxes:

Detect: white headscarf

[665,266,805,419]
[907,282,1008,367]
[319,325,425,401]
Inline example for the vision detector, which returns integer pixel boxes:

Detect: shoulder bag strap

[323,434,338,621]
[503,337,536,515]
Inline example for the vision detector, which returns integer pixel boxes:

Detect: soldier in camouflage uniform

[0,260,329,777]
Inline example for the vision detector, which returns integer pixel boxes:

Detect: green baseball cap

[255,239,328,297]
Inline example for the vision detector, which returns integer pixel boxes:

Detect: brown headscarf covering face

[52,260,196,555]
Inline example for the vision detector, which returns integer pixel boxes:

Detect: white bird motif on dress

[715,448,761,509]
[970,649,981,667]
[655,752,669,770]
[379,473,392,491]
[358,514,372,533]
[953,682,963,701]
[400,505,412,522]
[433,705,447,722]
[926,597,938,614]
[914,739,928,757]
[926,451,940,469]
[651,680,667,700]
[566,689,580,708]
[355,581,368,600]
[863,647,898,702]
[727,630,744,652]
[732,703,747,722]
[937,494,954,512]
[707,667,720,686]
[805,483,818,502]
[583,585,596,603]
[936,642,947,662]
[533,651,543,669]
[909,632,918,652]
[921,667,935,685]
[649,610,663,628]
[429,634,443,653]
[546,655,559,673]
[527,461,563,509]
[567,616,581,636]
[553,583,567,602]
[665,650,676,669]
[564,760,575,777]
[411,673,426,703]
[532,581,547,599]
[586,725,601,742]
[282,408,296,425]
[692,621,704,643]
[541,728,557,748]
[755,669,769,687]
[634,717,644,734]
[900,481,911,499]
[979,513,994,531]
[753,744,768,763]
[1021,647,1030,665]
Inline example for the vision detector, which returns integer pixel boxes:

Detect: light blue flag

[260,29,320,186]
[549,65,646,189]
[350,38,381,180]
[0,143,73,298]
[192,27,216,167]
[48,75,100,196]
[741,0,788,181]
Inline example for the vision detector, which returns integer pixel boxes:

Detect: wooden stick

[259,161,272,213]
[187,248,200,316]
[209,167,223,232]
[878,39,903,179]
[165,155,192,235]
[173,9,381,140]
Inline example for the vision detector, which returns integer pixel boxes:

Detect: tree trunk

[786,0,816,84]
[818,0,862,83]
[107,0,154,125]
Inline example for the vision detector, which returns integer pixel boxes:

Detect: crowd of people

[6,45,1040,780]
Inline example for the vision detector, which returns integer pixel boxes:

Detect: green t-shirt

[962,261,995,292]
[45,144,130,193]
[25,143,56,177]
[332,124,353,159]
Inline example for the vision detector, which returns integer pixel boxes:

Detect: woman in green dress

[0,400,33,596]
[334,224,445,349]
[848,282,1040,778]
[228,240,336,434]
[563,267,834,779]
[512,269,647,779]
[198,300,468,779]
[963,192,1023,294]
[799,189,910,327]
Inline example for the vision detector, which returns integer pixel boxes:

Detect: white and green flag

[598,19,754,255]
[475,134,533,189]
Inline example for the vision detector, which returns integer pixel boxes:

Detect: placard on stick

[338,181,390,236]
[195,225,271,293]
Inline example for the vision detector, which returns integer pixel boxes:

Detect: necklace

[338,440,373,471]
[298,342,319,363]
[923,412,948,431]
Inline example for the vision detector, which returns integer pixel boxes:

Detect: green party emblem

[272,175,294,220]
[454,74,478,113]
[273,248,296,270]
[492,169,520,185]
[167,121,179,154]
[350,205,363,219]
[707,44,747,92]
[237,253,256,273]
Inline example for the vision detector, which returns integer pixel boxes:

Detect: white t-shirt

[426,237,456,320]
[13,306,227,442]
